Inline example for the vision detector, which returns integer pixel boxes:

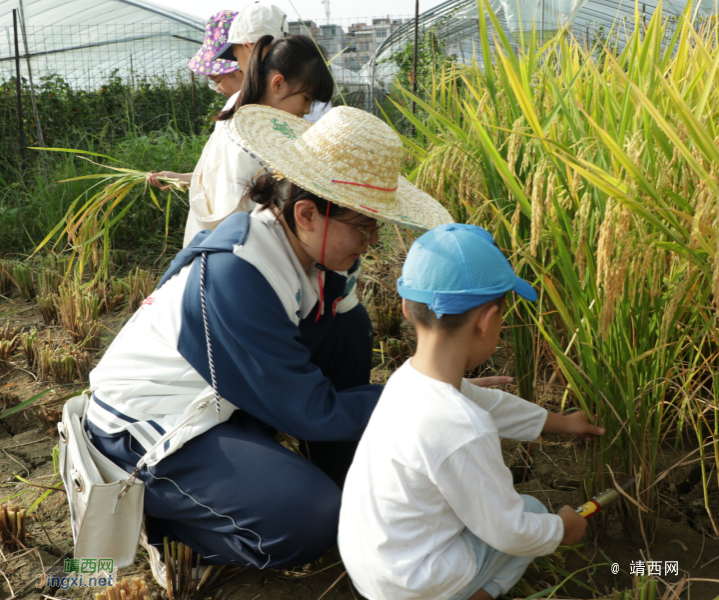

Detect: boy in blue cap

[338,224,604,600]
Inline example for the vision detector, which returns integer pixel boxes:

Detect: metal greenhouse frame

[366,0,701,108]
[0,0,204,88]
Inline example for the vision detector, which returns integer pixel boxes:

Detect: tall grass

[0,128,206,258]
[388,0,719,535]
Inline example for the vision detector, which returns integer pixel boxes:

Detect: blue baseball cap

[397,223,537,317]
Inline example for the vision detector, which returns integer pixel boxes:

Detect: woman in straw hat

[84,106,452,579]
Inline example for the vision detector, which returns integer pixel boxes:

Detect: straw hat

[231,105,453,231]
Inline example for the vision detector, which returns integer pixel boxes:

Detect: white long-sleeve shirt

[338,360,564,600]
[183,94,264,247]
[183,95,329,247]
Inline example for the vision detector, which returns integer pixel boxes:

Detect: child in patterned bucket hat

[146,10,244,193]
[189,10,244,100]
[189,10,241,79]
[339,224,605,600]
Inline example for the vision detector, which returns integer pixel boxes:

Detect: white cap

[213,2,288,61]
[229,2,288,44]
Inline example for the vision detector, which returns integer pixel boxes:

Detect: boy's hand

[543,411,605,441]
[558,505,588,545]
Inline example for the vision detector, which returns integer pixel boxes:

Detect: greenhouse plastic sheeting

[0,0,204,87]
[498,0,588,33]
[368,0,712,95]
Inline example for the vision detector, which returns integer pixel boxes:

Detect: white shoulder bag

[58,253,224,567]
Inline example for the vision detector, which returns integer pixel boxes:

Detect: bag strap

[120,252,223,495]
[199,251,223,420]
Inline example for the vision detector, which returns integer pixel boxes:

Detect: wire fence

[0,23,203,89]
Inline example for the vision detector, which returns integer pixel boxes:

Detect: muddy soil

[0,282,718,600]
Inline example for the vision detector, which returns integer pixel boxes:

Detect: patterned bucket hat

[189,11,240,76]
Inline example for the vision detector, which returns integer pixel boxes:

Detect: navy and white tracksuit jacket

[86,207,382,568]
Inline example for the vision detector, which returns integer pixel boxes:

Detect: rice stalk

[127,268,158,312]
[0,325,20,369]
[164,538,194,600]
[0,260,12,295]
[0,324,19,343]
[95,577,152,600]
[0,340,18,368]
[0,392,20,411]
[21,329,38,369]
[36,294,59,326]
[37,268,61,296]
[11,263,35,300]
[96,279,126,314]
[38,346,75,384]
[36,405,63,435]
[57,281,100,348]
[0,505,27,552]
[110,249,130,272]
[387,0,719,533]
[33,154,188,280]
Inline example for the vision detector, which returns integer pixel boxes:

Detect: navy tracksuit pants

[86,304,374,569]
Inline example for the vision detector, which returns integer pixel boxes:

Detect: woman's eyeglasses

[334,218,382,244]
[208,78,222,92]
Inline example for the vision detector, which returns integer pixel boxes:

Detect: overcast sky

[150,0,447,25]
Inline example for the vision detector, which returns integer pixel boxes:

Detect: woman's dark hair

[244,173,347,236]
[217,35,334,121]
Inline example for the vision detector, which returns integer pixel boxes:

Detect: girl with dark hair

[182,34,334,247]
[83,106,453,581]
[218,34,334,121]
[146,9,244,192]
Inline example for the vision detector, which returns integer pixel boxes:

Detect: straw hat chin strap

[314,201,331,322]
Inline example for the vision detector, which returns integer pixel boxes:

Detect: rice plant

[110,249,130,272]
[0,392,20,411]
[387,0,719,533]
[95,577,152,600]
[11,263,35,300]
[57,281,100,348]
[0,324,19,342]
[0,325,20,368]
[36,405,63,435]
[127,267,157,312]
[161,537,237,600]
[21,328,38,369]
[36,294,59,326]
[34,152,188,280]
[37,268,61,296]
[96,279,126,313]
[38,343,92,384]
[0,260,12,295]
[0,505,27,552]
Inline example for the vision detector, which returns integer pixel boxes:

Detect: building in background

[289,16,409,71]
[316,24,346,56]
[288,20,319,37]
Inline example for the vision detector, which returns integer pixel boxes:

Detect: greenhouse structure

[0,0,379,107]
[1,0,715,107]
[0,0,209,88]
[366,0,714,99]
